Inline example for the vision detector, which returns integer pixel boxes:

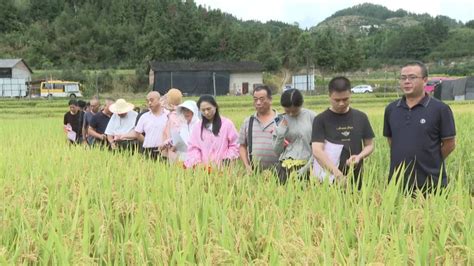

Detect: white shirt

[135,110,169,148]
[104,111,138,136]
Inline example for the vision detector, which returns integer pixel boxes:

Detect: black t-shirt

[312,108,375,175]
[63,111,84,137]
[89,111,111,135]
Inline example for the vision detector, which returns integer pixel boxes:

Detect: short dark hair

[77,100,87,108]
[253,85,272,99]
[328,76,351,94]
[403,61,428,78]
[280,89,303,108]
[68,99,78,106]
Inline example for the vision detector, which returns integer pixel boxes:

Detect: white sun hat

[109,99,135,114]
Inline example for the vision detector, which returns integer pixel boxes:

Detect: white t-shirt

[104,111,138,136]
[135,110,169,148]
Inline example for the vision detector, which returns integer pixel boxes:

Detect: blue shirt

[383,94,456,188]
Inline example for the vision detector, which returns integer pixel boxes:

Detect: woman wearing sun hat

[164,100,201,162]
[104,98,138,151]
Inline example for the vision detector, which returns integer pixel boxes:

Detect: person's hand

[110,142,117,150]
[244,164,253,174]
[346,155,362,165]
[280,117,288,127]
[333,168,346,186]
[163,139,173,148]
[63,124,72,133]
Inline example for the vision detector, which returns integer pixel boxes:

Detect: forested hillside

[1,0,473,73]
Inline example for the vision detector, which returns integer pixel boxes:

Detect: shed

[0,58,33,97]
[434,76,474,101]
[149,61,263,96]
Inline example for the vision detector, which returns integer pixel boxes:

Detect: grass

[0,95,473,264]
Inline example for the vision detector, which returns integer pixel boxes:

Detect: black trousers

[141,147,166,161]
[114,140,139,154]
[276,162,310,185]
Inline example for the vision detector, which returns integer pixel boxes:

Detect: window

[0,68,12,78]
[54,83,65,91]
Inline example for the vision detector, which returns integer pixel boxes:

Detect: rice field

[0,95,473,264]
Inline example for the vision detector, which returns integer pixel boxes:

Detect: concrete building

[149,61,263,96]
[0,59,33,97]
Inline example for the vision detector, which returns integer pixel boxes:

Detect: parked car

[351,85,373,93]
[424,77,452,93]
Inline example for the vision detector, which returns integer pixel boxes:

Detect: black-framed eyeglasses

[399,75,423,82]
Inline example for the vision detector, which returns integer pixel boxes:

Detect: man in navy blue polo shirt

[383,61,456,193]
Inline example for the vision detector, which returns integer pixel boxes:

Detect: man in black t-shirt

[312,76,375,189]
[88,98,114,147]
[63,99,84,144]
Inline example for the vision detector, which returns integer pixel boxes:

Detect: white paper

[171,131,186,151]
[313,140,344,183]
[67,130,77,142]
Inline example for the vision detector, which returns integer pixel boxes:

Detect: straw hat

[165,88,183,106]
[109,99,134,114]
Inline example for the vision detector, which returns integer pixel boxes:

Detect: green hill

[312,3,460,36]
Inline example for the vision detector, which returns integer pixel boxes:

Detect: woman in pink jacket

[184,95,239,169]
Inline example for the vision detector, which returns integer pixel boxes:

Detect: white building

[292,74,315,91]
[0,59,33,97]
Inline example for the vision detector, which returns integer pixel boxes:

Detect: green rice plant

[0,99,472,264]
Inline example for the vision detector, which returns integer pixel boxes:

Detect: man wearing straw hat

[104,98,138,151]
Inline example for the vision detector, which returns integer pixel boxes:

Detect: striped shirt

[239,111,280,170]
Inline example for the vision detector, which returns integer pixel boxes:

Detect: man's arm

[441,137,455,159]
[117,130,140,141]
[88,126,106,141]
[239,145,252,172]
[312,142,343,178]
[82,123,87,141]
[107,135,116,149]
[347,138,375,165]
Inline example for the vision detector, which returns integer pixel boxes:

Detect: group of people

[63,61,456,194]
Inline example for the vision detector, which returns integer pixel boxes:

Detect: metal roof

[149,61,263,72]
[0,59,33,73]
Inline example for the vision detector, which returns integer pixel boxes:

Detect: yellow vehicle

[27,80,83,99]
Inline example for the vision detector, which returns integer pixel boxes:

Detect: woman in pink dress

[184,95,239,169]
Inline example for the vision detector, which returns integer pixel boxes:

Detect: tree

[382,26,430,59]
[0,0,21,33]
[314,29,337,72]
[276,26,302,70]
[465,20,474,29]
[336,35,363,72]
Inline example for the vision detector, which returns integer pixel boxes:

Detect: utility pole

[170,72,173,89]
[306,58,309,91]
[96,71,99,99]
[213,72,216,97]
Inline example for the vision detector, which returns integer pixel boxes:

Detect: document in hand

[312,140,344,183]
[171,131,185,150]
[67,130,77,142]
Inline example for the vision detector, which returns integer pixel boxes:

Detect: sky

[194,0,474,29]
